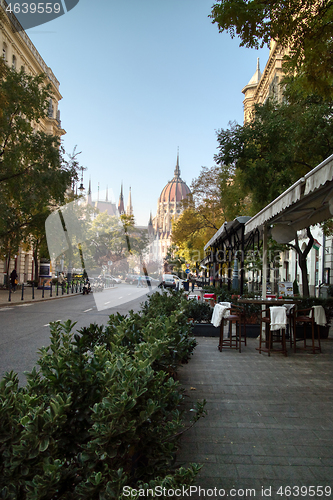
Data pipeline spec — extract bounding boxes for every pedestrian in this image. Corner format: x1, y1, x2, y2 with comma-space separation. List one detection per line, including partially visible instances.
58, 272, 65, 284
191, 276, 195, 292
10, 268, 18, 292
137, 275, 143, 287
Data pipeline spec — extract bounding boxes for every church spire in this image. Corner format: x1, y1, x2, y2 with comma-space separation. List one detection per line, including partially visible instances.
118, 183, 125, 214
174, 147, 180, 178
126, 186, 133, 216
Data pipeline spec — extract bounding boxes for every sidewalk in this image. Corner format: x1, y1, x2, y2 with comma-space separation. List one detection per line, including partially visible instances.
177, 336, 333, 499
0, 285, 82, 306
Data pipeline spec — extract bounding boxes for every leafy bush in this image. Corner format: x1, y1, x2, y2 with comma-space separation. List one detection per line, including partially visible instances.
0, 292, 205, 498
182, 300, 212, 323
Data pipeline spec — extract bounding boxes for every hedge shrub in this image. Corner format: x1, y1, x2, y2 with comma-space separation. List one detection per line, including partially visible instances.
0, 291, 205, 499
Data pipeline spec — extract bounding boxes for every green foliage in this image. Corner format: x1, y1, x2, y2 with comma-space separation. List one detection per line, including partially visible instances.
215, 92, 333, 212
210, 0, 333, 98
0, 58, 75, 271
182, 299, 212, 323
0, 294, 204, 498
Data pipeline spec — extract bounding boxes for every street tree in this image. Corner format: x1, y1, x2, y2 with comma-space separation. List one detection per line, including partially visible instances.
214, 86, 333, 295
210, 0, 333, 97
0, 59, 74, 276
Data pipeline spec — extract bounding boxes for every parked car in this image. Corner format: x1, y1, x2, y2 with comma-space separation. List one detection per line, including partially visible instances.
130, 275, 160, 286
111, 275, 122, 284
161, 275, 177, 289
124, 274, 140, 284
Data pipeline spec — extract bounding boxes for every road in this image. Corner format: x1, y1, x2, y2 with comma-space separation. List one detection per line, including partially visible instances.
0, 283, 158, 384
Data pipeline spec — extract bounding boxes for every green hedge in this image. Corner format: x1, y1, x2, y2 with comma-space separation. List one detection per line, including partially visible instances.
0, 291, 205, 499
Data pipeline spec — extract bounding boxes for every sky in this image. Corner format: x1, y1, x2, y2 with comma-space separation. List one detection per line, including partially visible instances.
27, 0, 269, 226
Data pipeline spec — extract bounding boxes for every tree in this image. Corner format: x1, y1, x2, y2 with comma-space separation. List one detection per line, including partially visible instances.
210, 0, 333, 97
287, 228, 314, 297
215, 92, 333, 213
0, 59, 74, 276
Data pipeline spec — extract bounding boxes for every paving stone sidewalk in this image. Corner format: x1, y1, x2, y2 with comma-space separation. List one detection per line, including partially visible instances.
177, 336, 333, 500
0, 286, 81, 306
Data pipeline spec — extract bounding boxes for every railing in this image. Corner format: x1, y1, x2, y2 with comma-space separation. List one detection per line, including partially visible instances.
8, 280, 84, 302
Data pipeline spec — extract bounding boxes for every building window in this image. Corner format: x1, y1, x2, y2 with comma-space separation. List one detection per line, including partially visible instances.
12, 55, 16, 70
2, 43, 7, 61
48, 99, 54, 118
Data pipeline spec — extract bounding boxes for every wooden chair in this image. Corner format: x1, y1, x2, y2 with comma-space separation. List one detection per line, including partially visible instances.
292, 307, 322, 354
219, 304, 246, 353
258, 307, 287, 357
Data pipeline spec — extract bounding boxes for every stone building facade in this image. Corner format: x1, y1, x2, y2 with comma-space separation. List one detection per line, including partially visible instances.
0, 4, 65, 285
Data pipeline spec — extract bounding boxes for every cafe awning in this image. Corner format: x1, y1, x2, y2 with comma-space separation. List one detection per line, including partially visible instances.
244, 153, 333, 237
204, 216, 252, 251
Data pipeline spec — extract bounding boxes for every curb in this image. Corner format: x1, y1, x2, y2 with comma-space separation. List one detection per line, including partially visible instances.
0, 292, 83, 308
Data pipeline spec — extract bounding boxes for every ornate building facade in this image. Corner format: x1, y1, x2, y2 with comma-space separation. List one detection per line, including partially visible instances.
151, 153, 191, 260
242, 41, 287, 123
0, 3, 65, 285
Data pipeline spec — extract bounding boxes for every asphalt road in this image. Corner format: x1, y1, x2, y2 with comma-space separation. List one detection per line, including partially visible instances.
0, 283, 158, 384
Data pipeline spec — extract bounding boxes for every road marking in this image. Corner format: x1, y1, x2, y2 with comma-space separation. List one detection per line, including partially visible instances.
119, 296, 123, 299
16, 303, 33, 307
83, 308, 92, 312
0, 307, 13, 311
44, 323, 50, 327
104, 301, 110, 305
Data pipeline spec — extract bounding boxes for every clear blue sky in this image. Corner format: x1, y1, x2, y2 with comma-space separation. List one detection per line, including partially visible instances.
28, 0, 269, 226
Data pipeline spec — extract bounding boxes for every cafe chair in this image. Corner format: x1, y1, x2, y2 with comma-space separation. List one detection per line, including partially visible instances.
219, 303, 246, 353
259, 307, 288, 357
292, 306, 323, 354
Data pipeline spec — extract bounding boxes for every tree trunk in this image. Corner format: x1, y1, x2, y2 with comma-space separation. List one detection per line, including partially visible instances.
287, 227, 314, 297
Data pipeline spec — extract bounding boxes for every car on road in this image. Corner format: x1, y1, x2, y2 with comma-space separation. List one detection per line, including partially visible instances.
125, 274, 140, 284
130, 275, 160, 286
110, 275, 122, 284
160, 274, 185, 289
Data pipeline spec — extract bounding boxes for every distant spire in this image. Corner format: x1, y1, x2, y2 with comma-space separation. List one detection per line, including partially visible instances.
97, 183, 100, 202
118, 182, 125, 214
88, 178, 91, 195
126, 186, 133, 216
174, 147, 180, 178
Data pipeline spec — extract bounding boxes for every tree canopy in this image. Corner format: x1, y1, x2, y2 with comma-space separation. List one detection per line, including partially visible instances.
210, 0, 333, 97
0, 59, 75, 271
215, 88, 333, 213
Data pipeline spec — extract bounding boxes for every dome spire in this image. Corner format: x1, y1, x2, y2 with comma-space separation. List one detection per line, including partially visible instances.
174, 147, 180, 178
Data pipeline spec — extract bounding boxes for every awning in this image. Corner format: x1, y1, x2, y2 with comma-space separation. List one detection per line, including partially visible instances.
244, 153, 333, 236
204, 216, 252, 251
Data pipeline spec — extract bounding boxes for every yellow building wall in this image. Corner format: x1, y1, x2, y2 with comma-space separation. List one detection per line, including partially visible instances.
0, 5, 65, 285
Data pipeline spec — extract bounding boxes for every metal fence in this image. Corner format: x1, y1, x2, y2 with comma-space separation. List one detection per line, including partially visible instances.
8, 281, 84, 302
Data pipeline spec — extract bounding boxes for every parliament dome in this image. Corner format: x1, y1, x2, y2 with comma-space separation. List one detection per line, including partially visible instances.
159, 157, 190, 204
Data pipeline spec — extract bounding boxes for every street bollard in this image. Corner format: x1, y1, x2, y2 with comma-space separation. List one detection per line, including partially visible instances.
21, 283, 24, 301
50, 282, 52, 298
32, 282, 35, 299
42, 282, 45, 299
56, 282, 59, 296
8, 284, 11, 302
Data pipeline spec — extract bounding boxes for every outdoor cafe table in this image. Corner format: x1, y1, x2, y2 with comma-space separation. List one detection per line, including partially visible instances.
237, 297, 299, 348
237, 298, 298, 306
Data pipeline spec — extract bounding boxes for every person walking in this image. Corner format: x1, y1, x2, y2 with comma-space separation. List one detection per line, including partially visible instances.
10, 268, 18, 292
137, 275, 143, 288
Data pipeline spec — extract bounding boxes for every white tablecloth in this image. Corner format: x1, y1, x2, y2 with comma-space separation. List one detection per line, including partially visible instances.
310, 305, 327, 326
270, 306, 287, 331
211, 302, 231, 327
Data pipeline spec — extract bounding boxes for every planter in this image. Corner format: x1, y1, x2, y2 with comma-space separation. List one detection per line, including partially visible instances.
192, 323, 220, 337
295, 324, 329, 339
245, 324, 260, 338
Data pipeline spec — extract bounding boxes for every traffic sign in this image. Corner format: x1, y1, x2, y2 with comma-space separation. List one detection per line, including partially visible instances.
185, 269, 190, 274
